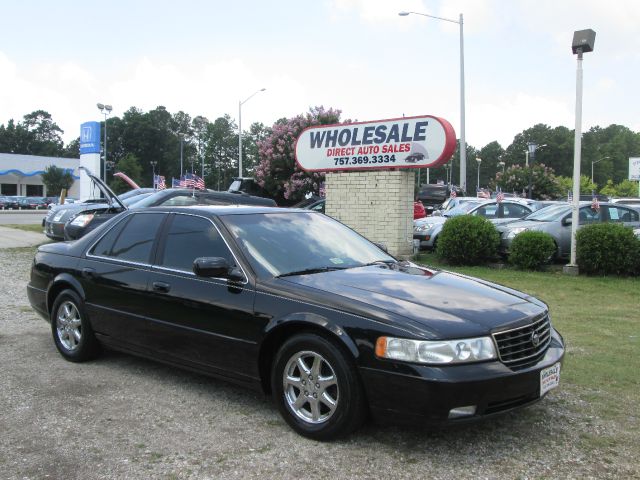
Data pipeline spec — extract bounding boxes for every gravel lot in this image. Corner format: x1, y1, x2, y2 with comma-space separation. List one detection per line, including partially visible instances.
0, 247, 636, 480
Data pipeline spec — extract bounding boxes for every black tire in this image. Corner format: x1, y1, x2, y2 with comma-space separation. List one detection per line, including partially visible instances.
50, 289, 100, 362
271, 333, 366, 440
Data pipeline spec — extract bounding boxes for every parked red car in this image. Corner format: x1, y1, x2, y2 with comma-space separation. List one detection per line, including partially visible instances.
414, 201, 426, 219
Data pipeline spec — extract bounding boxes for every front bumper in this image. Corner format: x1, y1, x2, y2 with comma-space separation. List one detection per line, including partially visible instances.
360, 328, 565, 425
44, 220, 65, 240
412, 232, 436, 249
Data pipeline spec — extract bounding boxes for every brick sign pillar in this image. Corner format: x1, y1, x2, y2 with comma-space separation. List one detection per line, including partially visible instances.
324, 170, 415, 257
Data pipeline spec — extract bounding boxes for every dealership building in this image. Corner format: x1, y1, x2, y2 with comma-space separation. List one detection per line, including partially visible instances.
0, 153, 80, 197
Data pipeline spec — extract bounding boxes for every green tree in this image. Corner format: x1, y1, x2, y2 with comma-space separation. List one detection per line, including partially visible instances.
40, 165, 74, 196
109, 154, 143, 193
555, 175, 597, 196
614, 180, 640, 197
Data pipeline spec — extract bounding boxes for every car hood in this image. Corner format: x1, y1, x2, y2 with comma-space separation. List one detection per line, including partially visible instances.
414, 216, 447, 226
278, 264, 546, 339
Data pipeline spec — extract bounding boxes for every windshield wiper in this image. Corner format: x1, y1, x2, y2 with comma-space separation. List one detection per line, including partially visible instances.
360, 260, 398, 268
277, 266, 348, 278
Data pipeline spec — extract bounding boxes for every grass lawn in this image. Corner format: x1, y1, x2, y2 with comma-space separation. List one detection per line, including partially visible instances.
1, 224, 44, 233
415, 252, 639, 441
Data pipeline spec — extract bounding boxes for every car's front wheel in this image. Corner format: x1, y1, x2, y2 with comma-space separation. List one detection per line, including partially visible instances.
272, 333, 366, 440
51, 289, 100, 362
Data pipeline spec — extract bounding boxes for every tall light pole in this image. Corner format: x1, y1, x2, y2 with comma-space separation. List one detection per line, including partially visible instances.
238, 88, 266, 178
97, 103, 112, 183
150, 161, 157, 187
399, 10, 466, 193
591, 156, 609, 184
476, 157, 482, 192
526, 142, 537, 199
567, 29, 596, 272
179, 133, 185, 177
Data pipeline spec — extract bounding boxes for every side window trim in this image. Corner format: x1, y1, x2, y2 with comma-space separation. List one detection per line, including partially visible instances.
153, 212, 249, 284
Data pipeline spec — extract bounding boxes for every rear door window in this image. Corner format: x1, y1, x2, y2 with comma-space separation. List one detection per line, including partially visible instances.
606, 206, 638, 223
91, 213, 166, 264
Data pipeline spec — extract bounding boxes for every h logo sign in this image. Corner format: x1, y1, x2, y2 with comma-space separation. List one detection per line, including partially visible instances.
81, 126, 92, 142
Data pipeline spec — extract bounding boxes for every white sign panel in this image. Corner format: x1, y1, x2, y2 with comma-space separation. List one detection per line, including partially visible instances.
295, 115, 456, 172
629, 157, 640, 181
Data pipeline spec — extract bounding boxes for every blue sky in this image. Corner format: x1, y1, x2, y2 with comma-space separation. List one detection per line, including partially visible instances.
1, 0, 638, 150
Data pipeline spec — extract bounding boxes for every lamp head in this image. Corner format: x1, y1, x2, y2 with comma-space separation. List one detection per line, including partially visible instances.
398, 11, 410, 16
97, 103, 104, 110
527, 142, 538, 154
572, 29, 596, 54
105, 105, 113, 113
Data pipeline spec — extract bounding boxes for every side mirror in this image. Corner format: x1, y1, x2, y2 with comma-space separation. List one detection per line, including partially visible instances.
373, 242, 388, 253
562, 217, 572, 226
193, 257, 231, 278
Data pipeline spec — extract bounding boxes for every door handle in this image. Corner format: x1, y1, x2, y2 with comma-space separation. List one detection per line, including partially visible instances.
152, 281, 171, 293
82, 268, 95, 278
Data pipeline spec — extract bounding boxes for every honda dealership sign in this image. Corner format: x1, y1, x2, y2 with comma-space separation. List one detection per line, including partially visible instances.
295, 115, 456, 172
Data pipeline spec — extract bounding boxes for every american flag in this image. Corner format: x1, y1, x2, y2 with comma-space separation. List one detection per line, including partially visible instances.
181, 173, 206, 190
153, 175, 166, 190
450, 189, 457, 199
496, 188, 505, 203
477, 189, 490, 199
591, 191, 600, 211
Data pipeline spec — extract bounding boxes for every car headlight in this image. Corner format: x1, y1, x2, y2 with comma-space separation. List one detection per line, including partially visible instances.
414, 223, 434, 232
376, 336, 497, 364
506, 227, 528, 239
69, 213, 95, 227
52, 210, 67, 222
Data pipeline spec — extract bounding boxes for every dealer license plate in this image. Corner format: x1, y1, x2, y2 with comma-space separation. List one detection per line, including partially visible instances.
540, 362, 561, 396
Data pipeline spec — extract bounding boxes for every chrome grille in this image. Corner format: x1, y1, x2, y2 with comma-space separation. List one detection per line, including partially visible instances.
493, 315, 551, 370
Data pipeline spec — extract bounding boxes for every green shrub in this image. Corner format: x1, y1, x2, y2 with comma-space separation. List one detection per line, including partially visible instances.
436, 215, 499, 265
576, 223, 640, 276
508, 231, 556, 270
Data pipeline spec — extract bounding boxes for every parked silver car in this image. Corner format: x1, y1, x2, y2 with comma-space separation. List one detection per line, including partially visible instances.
414, 200, 533, 250
497, 202, 640, 260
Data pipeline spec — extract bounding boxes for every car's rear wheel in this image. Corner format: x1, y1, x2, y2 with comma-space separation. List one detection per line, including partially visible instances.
51, 289, 100, 362
271, 333, 366, 440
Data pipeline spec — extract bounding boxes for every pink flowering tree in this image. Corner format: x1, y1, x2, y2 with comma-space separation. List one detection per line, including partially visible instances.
492, 163, 559, 199
255, 106, 343, 204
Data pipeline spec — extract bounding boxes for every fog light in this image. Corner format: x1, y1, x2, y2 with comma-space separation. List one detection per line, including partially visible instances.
448, 405, 477, 419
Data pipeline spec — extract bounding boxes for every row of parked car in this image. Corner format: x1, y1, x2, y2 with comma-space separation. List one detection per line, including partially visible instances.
43, 169, 277, 241
413, 196, 640, 260
0, 195, 64, 210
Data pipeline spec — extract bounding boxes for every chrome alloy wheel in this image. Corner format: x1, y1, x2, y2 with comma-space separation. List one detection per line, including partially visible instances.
55, 301, 82, 352
283, 350, 339, 425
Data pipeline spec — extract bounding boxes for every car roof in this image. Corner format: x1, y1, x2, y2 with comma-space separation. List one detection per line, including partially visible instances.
141, 205, 298, 217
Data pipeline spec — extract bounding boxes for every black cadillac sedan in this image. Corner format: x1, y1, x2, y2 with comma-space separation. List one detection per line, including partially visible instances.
27, 206, 564, 440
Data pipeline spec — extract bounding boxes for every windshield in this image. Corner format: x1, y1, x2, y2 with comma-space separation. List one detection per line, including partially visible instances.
445, 201, 482, 216
222, 212, 396, 277
522, 204, 571, 221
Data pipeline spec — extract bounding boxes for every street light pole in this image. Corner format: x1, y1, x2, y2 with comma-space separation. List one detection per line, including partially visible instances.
591, 156, 609, 184
238, 88, 266, 178
179, 134, 184, 177
97, 103, 112, 183
567, 29, 596, 272
399, 11, 466, 193
476, 157, 482, 192
150, 161, 157, 187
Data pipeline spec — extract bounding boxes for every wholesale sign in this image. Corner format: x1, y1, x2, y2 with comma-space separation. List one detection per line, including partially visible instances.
295, 115, 456, 172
